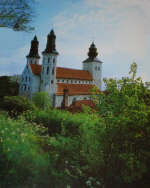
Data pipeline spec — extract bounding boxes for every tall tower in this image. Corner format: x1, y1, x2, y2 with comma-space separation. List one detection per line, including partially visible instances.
82, 42, 103, 90
26, 35, 40, 64
41, 30, 59, 106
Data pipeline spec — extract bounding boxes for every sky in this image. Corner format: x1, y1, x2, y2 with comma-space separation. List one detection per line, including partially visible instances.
0, 0, 150, 87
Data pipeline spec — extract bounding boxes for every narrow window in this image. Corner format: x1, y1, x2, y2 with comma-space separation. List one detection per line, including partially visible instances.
47, 67, 49, 74
57, 80, 59, 83
53, 58, 55, 63
48, 57, 50, 63
26, 76, 27, 82
24, 85, 26, 91
51, 80, 53, 84
79, 81, 80, 83
52, 68, 54, 75
98, 67, 100, 71
95, 66, 97, 71
62, 80, 64, 82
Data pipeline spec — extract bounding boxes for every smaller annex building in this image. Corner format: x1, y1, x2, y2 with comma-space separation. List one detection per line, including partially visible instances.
19, 30, 103, 107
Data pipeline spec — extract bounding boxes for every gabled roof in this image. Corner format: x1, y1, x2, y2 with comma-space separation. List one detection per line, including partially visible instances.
56, 67, 93, 80
56, 83, 95, 96
30, 64, 93, 81
30, 64, 42, 75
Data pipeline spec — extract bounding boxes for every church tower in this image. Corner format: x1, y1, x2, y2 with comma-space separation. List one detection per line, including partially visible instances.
26, 35, 40, 64
41, 30, 59, 106
82, 42, 103, 89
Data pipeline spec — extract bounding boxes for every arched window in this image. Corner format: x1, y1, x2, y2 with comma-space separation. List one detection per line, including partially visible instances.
24, 85, 26, 91
53, 58, 55, 63
51, 80, 53, 84
48, 57, 50, 63
95, 66, 97, 71
47, 67, 49, 74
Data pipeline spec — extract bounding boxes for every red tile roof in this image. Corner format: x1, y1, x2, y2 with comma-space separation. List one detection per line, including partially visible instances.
30, 64, 42, 75
70, 100, 96, 108
56, 83, 95, 95
56, 67, 93, 80
30, 65, 93, 81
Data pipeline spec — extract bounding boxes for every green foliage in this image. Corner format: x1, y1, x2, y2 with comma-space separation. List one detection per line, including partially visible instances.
0, 96, 35, 117
90, 62, 150, 187
32, 92, 51, 110
0, 115, 51, 187
0, 0, 35, 31
0, 76, 19, 100
1, 63, 150, 187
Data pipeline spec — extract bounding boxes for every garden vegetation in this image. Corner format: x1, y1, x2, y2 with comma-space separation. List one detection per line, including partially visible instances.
0, 63, 150, 188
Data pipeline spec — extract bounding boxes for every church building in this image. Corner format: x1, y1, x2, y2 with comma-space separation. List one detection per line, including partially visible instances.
19, 30, 103, 107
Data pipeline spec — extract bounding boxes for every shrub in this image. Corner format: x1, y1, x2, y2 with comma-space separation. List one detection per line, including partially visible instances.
32, 92, 51, 110
0, 115, 51, 187
0, 96, 36, 117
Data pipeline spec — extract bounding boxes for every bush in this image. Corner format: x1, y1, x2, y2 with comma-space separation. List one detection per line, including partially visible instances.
32, 92, 51, 110
0, 96, 36, 117
0, 115, 51, 187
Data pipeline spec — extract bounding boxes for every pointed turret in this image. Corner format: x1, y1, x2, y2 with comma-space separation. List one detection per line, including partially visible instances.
82, 42, 103, 90
88, 42, 98, 60
43, 30, 58, 55
27, 35, 40, 58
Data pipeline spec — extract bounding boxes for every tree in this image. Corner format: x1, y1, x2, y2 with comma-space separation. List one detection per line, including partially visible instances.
0, 0, 35, 31
90, 62, 150, 187
32, 92, 51, 110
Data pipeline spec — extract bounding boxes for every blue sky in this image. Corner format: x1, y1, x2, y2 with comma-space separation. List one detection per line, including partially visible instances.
0, 0, 150, 85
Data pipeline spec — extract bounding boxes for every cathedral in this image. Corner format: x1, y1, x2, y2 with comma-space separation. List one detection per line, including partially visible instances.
19, 30, 103, 107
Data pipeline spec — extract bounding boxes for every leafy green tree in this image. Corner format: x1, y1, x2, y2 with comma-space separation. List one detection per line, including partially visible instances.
90, 62, 150, 187
32, 92, 51, 110
0, 0, 35, 31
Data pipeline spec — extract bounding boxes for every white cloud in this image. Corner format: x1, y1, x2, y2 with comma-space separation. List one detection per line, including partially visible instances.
51, 0, 150, 81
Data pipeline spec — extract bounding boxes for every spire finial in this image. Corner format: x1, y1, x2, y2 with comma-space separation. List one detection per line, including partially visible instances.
34, 35, 37, 41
